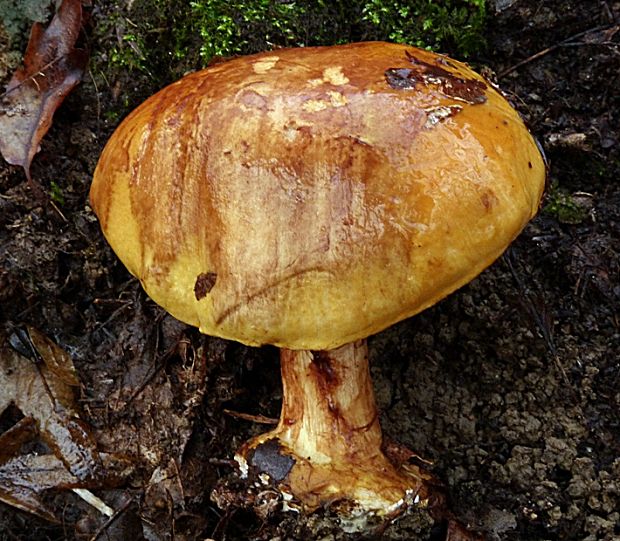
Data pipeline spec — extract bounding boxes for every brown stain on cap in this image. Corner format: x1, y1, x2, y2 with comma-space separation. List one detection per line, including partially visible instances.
386, 51, 488, 105
194, 272, 217, 300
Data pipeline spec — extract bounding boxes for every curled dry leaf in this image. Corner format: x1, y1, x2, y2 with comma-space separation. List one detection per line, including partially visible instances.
1, 327, 103, 480
0, 0, 88, 183
0, 418, 69, 522
0, 328, 132, 521
0, 423, 131, 523
9, 325, 80, 386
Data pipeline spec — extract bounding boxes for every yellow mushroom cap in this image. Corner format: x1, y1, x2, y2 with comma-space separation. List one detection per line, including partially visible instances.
90, 42, 545, 350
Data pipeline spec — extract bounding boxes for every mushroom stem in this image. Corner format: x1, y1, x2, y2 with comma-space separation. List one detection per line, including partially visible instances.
238, 340, 430, 514
278, 340, 382, 463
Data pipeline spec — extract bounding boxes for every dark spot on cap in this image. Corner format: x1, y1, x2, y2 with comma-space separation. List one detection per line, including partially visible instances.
481, 191, 497, 211
386, 50, 488, 105
435, 56, 459, 70
249, 439, 295, 482
528, 161, 533, 169
194, 272, 217, 300
385, 68, 418, 90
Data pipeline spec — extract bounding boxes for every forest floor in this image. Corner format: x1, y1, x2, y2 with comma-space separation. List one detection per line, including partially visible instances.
0, 0, 619, 540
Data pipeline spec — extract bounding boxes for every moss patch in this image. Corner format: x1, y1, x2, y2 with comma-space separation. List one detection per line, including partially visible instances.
0, 0, 53, 45
188, 0, 487, 62
92, 0, 487, 108
544, 182, 588, 224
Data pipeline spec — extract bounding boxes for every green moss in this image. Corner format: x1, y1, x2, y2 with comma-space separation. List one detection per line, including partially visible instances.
108, 32, 149, 74
49, 180, 65, 206
544, 182, 587, 225
0, 0, 52, 45
92, 0, 487, 117
189, 0, 306, 60
187, 0, 487, 64
361, 0, 487, 55
95, 0, 487, 81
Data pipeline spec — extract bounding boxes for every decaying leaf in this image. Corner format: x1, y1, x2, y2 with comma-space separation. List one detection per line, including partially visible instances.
0, 0, 88, 183
0, 418, 77, 522
1, 327, 103, 480
0, 419, 131, 522
0, 327, 132, 521
144, 458, 185, 512
0, 417, 38, 465
9, 325, 80, 386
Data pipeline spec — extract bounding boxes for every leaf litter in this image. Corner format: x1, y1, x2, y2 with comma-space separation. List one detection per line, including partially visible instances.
0, 326, 132, 522
0, 0, 88, 189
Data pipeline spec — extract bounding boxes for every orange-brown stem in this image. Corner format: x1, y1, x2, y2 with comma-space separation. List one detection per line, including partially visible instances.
278, 340, 382, 462
238, 340, 430, 514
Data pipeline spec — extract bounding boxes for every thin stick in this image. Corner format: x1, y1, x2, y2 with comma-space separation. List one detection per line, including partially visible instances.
87, 497, 134, 541
504, 252, 571, 388
499, 24, 616, 78
223, 408, 278, 425
72, 488, 114, 517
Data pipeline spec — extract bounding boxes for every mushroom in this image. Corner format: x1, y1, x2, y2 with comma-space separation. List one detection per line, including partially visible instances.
90, 42, 545, 520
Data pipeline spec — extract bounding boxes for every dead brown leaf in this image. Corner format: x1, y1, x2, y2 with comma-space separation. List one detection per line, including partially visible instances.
0, 419, 76, 522
144, 458, 185, 513
0, 0, 88, 184
2, 327, 103, 480
0, 418, 131, 523
0, 417, 38, 465
0, 328, 133, 521
25, 325, 81, 386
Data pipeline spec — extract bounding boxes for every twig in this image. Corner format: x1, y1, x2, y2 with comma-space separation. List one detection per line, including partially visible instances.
72, 488, 114, 517
50, 199, 68, 222
88, 68, 102, 133
209, 457, 238, 468
499, 24, 617, 78
0, 57, 64, 98
117, 322, 179, 412
504, 252, 572, 388
223, 409, 278, 425
87, 497, 134, 541
211, 507, 239, 541
91, 300, 133, 333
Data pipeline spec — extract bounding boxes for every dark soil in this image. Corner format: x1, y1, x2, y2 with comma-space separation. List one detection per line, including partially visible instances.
1, 1, 619, 540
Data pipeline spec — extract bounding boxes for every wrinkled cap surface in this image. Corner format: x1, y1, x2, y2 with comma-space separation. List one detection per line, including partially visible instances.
91, 42, 546, 350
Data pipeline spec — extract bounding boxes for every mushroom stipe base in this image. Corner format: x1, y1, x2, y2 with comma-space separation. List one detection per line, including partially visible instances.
233, 341, 436, 522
